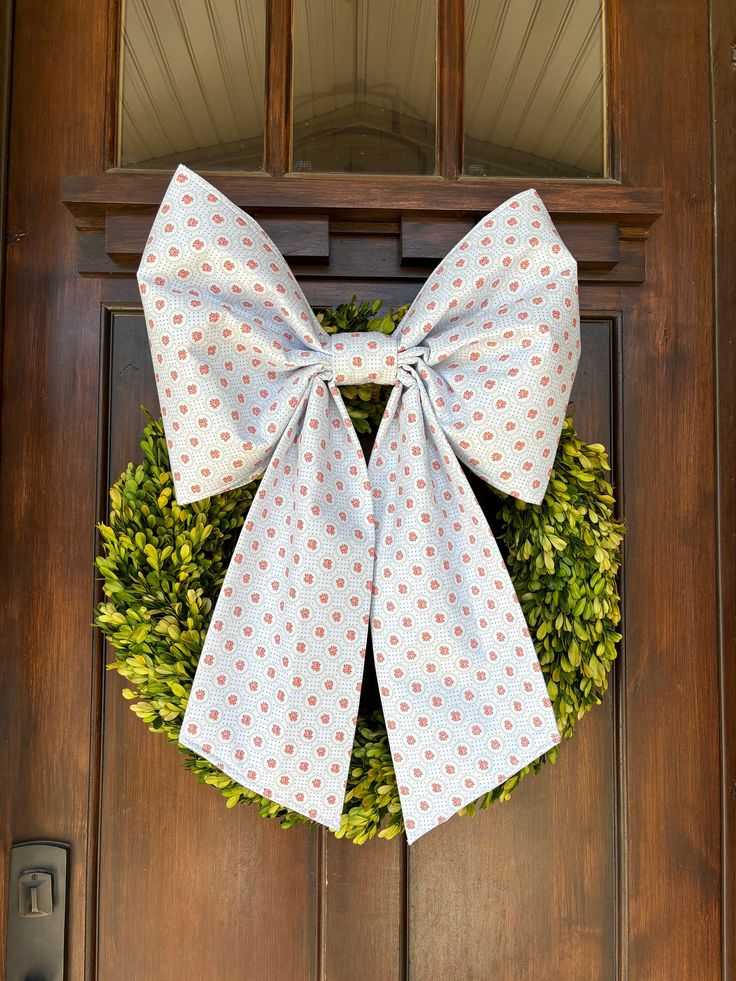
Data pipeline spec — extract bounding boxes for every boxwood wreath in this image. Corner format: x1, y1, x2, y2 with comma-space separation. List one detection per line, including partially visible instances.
95, 298, 624, 844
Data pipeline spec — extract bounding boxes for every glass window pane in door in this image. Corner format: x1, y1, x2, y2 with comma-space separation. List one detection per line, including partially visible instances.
464, 0, 607, 178
292, 0, 437, 175
119, 0, 266, 171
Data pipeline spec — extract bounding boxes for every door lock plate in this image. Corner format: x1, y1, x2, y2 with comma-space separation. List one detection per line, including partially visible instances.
5, 841, 68, 981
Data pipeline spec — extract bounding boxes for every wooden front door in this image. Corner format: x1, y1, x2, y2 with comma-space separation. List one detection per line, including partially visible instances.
1, 1, 731, 978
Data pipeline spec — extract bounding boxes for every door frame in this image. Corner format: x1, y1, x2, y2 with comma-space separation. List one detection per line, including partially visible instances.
711, 0, 736, 975
1, 0, 734, 977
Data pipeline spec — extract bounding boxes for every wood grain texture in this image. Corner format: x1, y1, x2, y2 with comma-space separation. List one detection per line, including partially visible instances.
0, 0, 13, 964
96, 313, 319, 980
81, 219, 640, 286
0, 0, 12, 298
408, 321, 621, 981
0, 1, 113, 976
105, 212, 330, 261
322, 836, 407, 980
265, 0, 293, 176
617, 1, 721, 977
62, 172, 664, 223
437, 0, 464, 179
102, 0, 121, 170
401, 216, 621, 268
711, 0, 736, 974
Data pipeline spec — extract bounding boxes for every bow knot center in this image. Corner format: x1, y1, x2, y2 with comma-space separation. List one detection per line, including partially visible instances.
328, 331, 398, 387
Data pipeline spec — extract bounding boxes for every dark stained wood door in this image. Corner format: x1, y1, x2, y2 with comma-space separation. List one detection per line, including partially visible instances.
0, 1, 730, 979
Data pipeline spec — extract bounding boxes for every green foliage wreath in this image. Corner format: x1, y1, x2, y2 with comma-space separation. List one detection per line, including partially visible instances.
95, 299, 624, 844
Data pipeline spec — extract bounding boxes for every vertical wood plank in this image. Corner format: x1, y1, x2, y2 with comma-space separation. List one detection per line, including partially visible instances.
0, 0, 14, 965
408, 322, 620, 981
265, 0, 293, 176
711, 0, 736, 975
618, 1, 720, 977
605, 0, 622, 180
96, 313, 319, 981
0, 1, 111, 977
0, 0, 12, 272
102, 0, 121, 169
320, 417, 408, 981
437, 0, 463, 179
322, 837, 406, 980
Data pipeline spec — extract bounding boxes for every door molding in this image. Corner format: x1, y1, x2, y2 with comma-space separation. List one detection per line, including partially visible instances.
711, 0, 736, 976
61, 176, 662, 289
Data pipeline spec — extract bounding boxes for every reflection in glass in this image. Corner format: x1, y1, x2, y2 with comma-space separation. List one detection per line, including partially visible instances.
119, 0, 265, 170
464, 0, 607, 178
292, 0, 436, 175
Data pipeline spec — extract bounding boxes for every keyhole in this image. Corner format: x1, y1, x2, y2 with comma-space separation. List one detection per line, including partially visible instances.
28, 877, 40, 915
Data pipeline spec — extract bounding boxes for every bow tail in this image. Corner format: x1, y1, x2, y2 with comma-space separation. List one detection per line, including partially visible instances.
179, 379, 374, 830
369, 378, 560, 843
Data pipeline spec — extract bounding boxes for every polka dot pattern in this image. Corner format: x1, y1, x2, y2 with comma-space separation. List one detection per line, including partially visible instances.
137, 165, 580, 841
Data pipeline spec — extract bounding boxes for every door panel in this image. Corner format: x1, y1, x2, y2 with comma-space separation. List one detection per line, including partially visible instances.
409, 321, 619, 980
98, 311, 319, 981
96, 307, 618, 980
617, 4, 720, 975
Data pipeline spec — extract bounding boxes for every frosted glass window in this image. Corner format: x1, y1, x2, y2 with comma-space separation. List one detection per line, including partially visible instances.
292, 0, 437, 175
464, 0, 607, 178
119, 0, 266, 171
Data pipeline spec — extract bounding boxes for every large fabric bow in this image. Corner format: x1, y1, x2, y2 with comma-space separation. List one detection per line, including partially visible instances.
137, 165, 580, 842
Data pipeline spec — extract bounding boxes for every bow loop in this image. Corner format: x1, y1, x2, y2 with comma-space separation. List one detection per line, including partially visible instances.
395, 189, 580, 504
137, 165, 330, 503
